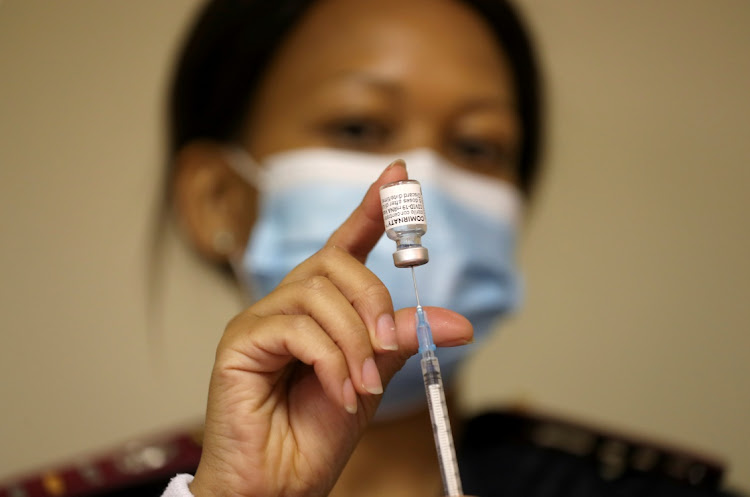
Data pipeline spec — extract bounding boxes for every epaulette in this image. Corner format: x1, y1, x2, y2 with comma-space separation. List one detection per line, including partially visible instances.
0, 426, 202, 497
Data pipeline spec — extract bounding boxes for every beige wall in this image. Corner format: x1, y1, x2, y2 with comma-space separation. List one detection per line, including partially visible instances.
1, 0, 748, 490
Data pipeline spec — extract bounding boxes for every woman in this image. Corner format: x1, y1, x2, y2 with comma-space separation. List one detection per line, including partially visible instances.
165, 0, 540, 495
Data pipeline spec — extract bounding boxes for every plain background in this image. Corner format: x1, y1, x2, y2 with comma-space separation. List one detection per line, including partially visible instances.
1, 0, 748, 490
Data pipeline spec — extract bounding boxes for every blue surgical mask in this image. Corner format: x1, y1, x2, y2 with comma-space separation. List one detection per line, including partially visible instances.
225, 147, 523, 419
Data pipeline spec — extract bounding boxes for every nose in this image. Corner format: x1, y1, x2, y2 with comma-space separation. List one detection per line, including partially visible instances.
396, 119, 445, 155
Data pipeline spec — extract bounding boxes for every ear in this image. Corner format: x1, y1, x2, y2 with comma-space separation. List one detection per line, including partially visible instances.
172, 140, 256, 262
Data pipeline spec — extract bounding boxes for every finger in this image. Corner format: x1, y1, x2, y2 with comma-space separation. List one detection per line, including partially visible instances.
394, 307, 474, 350
250, 275, 384, 396
217, 313, 358, 414
326, 159, 407, 263
376, 306, 473, 383
280, 246, 397, 353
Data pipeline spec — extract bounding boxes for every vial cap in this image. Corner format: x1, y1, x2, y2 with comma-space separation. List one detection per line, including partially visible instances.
393, 247, 429, 268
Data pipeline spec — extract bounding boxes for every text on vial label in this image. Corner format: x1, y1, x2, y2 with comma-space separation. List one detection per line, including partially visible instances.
380, 183, 426, 229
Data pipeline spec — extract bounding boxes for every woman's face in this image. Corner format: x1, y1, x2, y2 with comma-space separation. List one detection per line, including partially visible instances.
244, 0, 520, 183
174, 0, 522, 260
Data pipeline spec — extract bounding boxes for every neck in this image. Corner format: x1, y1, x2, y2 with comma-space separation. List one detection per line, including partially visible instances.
330, 394, 463, 497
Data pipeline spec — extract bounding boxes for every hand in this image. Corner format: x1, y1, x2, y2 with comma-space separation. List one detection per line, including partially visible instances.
189, 160, 473, 497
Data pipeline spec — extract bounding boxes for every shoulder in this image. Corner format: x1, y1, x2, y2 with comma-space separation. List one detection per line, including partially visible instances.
0, 427, 202, 497
458, 409, 739, 497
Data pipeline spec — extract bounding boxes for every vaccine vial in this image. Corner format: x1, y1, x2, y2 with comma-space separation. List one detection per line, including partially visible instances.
379, 179, 429, 267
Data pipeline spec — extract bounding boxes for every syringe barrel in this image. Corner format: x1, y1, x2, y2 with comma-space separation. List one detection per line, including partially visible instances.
421, 352, 463, 496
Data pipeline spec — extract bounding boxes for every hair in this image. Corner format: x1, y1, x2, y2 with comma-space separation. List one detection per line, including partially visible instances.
167, 0, 544, 195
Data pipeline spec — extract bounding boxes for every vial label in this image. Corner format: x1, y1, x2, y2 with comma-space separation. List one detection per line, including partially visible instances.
380, 183, 426, 229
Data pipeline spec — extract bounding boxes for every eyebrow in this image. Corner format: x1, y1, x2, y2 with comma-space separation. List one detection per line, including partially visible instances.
455, 97, 517, 115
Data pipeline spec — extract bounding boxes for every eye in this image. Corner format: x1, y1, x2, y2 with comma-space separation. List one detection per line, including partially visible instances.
323, 117, 392, 150
451, 137, 516, 176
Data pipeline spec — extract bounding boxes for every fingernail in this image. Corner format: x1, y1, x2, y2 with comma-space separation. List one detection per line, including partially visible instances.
343, 377, 357, 414
386, 158, 406, 171
376, 314, 398, 351
361, 357, 383, 395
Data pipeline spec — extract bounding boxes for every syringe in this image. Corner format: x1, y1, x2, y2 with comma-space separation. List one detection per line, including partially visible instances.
380, 178, 463, 496
412, 267, 463, 497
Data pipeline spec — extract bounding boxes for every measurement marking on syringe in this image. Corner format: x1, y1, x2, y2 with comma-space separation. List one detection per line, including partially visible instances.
428, 384, 460, 495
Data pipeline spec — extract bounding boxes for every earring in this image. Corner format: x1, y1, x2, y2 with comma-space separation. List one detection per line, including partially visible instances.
212, 230, 236, 256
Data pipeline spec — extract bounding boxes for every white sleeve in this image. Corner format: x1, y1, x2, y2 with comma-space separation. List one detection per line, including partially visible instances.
161, 474, 195, 497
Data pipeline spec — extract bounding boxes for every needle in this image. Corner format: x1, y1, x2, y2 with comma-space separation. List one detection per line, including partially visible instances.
411, 266, 421, 308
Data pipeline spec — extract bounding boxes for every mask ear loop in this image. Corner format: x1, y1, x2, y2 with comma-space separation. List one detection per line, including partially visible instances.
222, 145, 268, 188
221, 145, 268, 304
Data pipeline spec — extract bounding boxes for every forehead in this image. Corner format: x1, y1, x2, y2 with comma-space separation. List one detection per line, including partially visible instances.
258, 0, 516, 103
